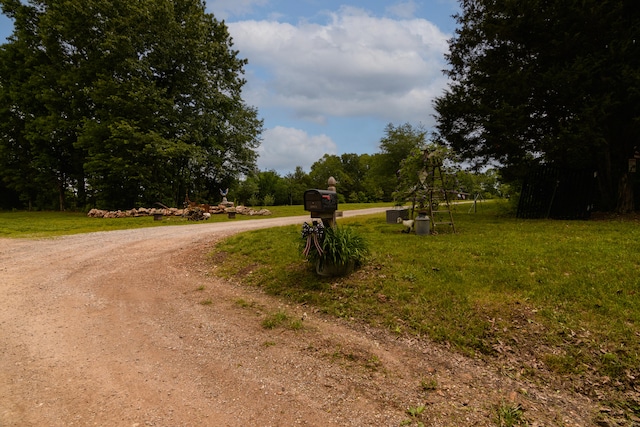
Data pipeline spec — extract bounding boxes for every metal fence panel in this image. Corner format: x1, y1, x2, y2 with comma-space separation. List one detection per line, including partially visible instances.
517, 166, 596, 219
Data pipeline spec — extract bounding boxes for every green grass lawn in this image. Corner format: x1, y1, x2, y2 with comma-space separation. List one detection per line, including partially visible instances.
0, 211, 176, 237
211, 200, 640, 420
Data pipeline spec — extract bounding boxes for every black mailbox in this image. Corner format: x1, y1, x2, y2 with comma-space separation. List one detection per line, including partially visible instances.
304, 189, 338, 212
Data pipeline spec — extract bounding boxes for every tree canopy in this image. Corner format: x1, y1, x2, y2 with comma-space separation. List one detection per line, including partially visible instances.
0, 0, 262, 210
434, 0, 640, 212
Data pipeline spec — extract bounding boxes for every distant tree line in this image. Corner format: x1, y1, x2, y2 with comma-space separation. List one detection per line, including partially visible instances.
230, 123, 504, 208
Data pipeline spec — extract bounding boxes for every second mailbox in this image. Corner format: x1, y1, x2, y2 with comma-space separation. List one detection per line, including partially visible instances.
304, 189, 338, 212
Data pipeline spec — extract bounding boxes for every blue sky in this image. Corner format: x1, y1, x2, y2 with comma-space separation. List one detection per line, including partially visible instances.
0, 0, 460, 175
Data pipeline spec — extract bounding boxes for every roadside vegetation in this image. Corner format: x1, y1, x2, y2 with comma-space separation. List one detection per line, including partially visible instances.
211, 200, 640, 423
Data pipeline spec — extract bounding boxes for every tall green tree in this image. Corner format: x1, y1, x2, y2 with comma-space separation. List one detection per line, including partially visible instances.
368, 123, 428, 201
309, 154, 349, 194
435, 0, 640, 212
340, 153, 371, 202
0, 0, 82, 210
284, 166, 311, 205
254, 170, 288, 205
0, 0, 262, 210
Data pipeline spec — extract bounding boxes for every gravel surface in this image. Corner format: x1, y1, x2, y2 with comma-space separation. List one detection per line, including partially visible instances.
0, 209, 596, 426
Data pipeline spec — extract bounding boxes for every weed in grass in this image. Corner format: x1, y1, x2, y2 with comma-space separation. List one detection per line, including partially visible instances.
326, 345, 383, 372
262, 341, 276, 347
288, 319, 304, 330
600, 352, 624, 378
364, 355, 381, 371
399, 271, 418, 282
261, 310, 303, 331
262, 310, 289, 329
234, 298, 256, 309
195, 285, 206, 291
199, 299, 213, 306
330, 346, 356, 363
406, 405, 426, 417
420, 378, 438, 391
494, 401, 527, 427
542, 353, 582, 375
402, 405, 427, 426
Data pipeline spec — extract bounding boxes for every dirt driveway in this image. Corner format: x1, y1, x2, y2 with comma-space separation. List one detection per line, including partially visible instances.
0, 209, 595, 426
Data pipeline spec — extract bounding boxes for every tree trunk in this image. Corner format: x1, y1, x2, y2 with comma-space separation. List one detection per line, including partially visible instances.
57, 175, 66, 212
58, 183, 66, 212
616, 172, 635, 213
597, 150, 615, 211
76, 173, 86, 209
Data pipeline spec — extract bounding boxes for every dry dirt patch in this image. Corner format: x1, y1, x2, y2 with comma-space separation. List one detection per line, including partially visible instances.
0, 214, 596, 426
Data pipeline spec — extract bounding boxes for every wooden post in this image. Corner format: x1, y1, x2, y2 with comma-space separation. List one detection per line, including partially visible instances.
325, 176, 337, 228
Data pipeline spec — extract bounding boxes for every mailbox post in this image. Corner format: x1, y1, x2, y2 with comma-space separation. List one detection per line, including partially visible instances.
304, 177, 338, 228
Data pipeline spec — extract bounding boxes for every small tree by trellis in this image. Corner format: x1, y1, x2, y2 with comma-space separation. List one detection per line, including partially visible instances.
393, 144, 459, 218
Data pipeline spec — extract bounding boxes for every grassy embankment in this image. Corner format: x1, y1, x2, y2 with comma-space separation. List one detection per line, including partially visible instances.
211, 201, 640, 421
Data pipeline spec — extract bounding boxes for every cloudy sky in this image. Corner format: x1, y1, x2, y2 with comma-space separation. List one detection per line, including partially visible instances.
0, 0, 460, 175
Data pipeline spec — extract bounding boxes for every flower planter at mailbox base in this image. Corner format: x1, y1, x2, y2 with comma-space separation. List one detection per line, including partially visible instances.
315, 260, 355, 277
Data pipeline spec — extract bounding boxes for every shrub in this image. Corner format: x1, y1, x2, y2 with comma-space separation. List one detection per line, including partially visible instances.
247, 194, 261, 207
263, 194, 275, 206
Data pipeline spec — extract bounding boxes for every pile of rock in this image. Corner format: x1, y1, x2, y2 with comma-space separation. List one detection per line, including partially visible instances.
87, 207, 176, 218
87, 205, 272, 219
233, 206, 273, 216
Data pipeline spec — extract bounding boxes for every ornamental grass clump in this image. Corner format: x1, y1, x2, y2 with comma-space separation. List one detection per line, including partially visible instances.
300, 222, 369, 274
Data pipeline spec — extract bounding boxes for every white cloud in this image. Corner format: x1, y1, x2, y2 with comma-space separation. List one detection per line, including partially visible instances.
228, 6, 450, 126
257, 126, 337, 173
